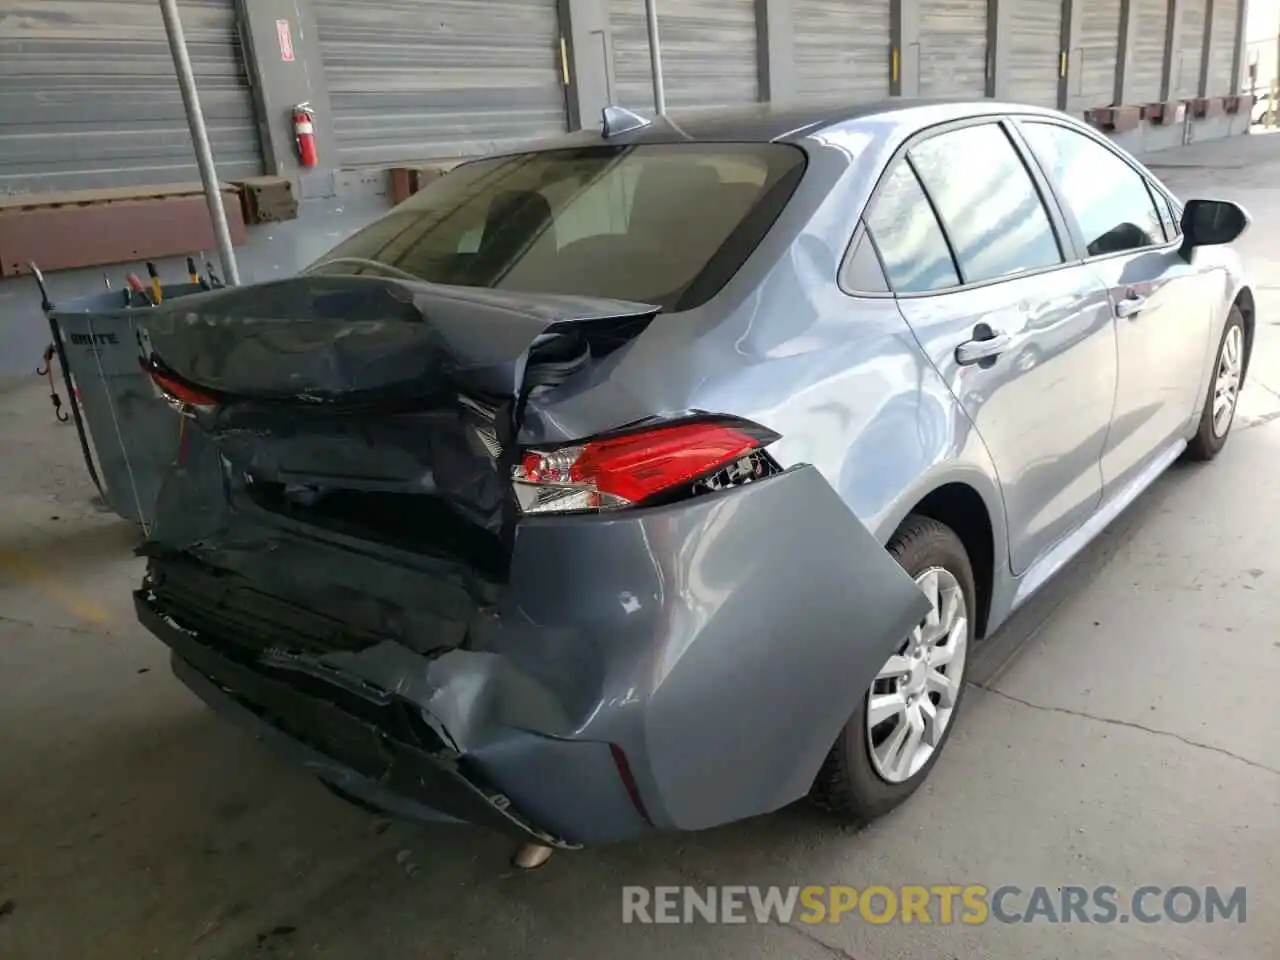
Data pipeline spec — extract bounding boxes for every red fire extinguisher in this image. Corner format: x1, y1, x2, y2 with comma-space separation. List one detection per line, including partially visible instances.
292, 102, 317, 167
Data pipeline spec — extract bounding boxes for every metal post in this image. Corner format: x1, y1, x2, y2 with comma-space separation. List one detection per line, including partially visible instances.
159, 0, 241, 286
1275, 10, 1280, 104
1273, 11, 1280, 126
644, 0, 667, 115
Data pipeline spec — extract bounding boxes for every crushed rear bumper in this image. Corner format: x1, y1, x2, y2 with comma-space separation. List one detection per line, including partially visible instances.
137, 466, 930, 844
139, 594, 584, 846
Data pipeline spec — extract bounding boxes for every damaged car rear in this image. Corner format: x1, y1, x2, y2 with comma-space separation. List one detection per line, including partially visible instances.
133, 118, 942, 848
139, 98, 1247, 849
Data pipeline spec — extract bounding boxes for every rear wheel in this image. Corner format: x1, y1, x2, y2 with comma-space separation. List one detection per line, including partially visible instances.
1185, 307, 1245, 462
811, 515, 975, 822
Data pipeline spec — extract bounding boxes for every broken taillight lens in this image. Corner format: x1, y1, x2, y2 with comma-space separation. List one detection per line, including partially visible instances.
147, 368, 218, 413
513, 418, 778, 515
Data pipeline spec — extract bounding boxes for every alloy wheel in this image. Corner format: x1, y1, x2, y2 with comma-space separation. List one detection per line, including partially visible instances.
865, 567, 969, 784
1212, 324, 1243, 439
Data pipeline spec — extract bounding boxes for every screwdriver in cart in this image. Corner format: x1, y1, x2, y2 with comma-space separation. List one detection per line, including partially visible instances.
126, 273, 152, 307
146, 261, 164, 305
188, 256, 211, 290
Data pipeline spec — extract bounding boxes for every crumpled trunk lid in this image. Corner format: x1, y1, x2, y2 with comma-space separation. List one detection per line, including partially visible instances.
139, 275, 656, 552
138, 275, 657, 657
140, 274, 657, 405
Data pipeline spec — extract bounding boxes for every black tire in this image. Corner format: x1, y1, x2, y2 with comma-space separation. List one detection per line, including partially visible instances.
810, 515, 976, 823
1185, 306, 1246, 462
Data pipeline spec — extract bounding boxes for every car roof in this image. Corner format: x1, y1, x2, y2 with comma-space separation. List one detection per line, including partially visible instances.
527, 98, 1071, 150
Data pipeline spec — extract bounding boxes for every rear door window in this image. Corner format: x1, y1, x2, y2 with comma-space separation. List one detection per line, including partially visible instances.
1019, 121, 1167, 256
865, 161, 960, 293
908, 123, 1064, 283
842, 231, 890, 293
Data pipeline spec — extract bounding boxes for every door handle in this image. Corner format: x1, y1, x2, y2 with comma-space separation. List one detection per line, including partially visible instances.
955, 326, 1012, 366
1114, 294, 1147, 319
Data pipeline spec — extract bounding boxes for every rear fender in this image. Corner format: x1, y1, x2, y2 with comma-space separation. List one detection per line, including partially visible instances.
1188, 272, 1251, 433
324, 464, 929, 832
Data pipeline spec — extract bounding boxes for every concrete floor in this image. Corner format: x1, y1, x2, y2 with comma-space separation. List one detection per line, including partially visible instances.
2, 137, 1280, 959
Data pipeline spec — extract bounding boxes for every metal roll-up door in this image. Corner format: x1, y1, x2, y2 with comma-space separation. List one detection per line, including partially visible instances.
1206, 0, 1241, 95
608, 0, 758, 112
315, 0, 568, 167
1073, 0, 1122, 111
1173, 0, 1209, 98
794, 0, 891, 102
918, 0, 989, 98
1005, 0, 1063, 107
0, 0, 263, 195
1128, 0, 1169, 103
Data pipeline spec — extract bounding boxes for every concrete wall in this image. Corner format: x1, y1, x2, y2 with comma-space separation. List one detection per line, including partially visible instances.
234, 0, 339, 201
224, 0, 1253, 199
0, 0, 1255, 205
1109, 101, 1253, 152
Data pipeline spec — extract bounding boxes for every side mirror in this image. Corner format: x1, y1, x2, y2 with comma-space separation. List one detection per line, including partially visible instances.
1180, 198, 1250, 251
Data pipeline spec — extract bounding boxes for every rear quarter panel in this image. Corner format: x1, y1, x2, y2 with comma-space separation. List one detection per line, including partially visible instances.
521, 120, 1014, 626
1185, 246, 1251, 430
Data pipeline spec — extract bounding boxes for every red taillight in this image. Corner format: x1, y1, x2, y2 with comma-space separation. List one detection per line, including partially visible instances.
514, 418, 776, 514
147, 368, 218, 410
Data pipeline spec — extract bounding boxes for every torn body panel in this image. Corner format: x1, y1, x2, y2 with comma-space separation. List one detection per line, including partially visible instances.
139, 465, 929, 843
139, 275, 658, 405
139, 276, 662, 547
132, 256, 933, 843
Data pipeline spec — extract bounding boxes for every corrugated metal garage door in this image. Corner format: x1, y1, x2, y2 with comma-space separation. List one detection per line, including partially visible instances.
1128, 0, 1169, 103
608, 0, 758, 112
918, 0, 989, 98
794, 0, 891, 102
1206, 0, 1241, 95
1072, 0, 1122, 111
1173, 0, 1209, 98
1005, 0, 1062, 107
0, 0, 263, 195
316, 0, 568, 167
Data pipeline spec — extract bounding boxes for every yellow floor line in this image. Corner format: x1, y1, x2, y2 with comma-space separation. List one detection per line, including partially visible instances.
0, 549, 112, 625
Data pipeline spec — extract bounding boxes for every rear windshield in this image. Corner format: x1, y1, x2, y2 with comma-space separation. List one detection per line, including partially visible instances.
306, 143, 806, 311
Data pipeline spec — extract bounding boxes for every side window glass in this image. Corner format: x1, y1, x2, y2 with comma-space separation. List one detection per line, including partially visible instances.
908, 123, 1064, 283
865, 162, 960, 293
842, 229, 889, 293
1021, 122, 1166, 256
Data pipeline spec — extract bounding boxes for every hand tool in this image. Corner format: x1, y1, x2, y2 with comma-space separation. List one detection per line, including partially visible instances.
192, 251, 211, 289
146, 261, 164, 305
126, 273, 152, 307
